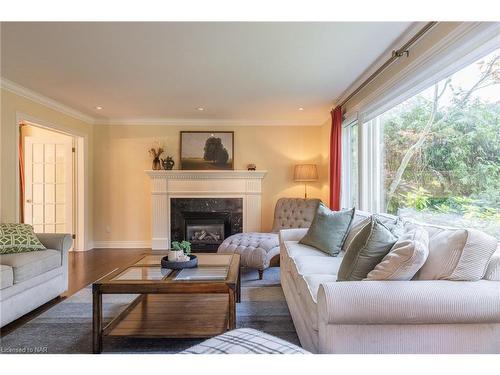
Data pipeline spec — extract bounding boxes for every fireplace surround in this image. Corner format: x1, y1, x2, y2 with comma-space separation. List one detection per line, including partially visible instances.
146, 170, 267, 250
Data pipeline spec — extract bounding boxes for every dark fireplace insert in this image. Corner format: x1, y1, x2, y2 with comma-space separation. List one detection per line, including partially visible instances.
170, 198, 243, 252
183, 211, 231, 250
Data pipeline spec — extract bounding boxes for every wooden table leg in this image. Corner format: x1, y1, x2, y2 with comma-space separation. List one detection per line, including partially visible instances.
92, 285, 103, 354
237, 267, 241, 303
228, 289, 236, 330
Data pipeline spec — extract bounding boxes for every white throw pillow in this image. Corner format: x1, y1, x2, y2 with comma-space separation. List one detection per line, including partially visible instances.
365, 228, 429, 281
410, 225, 498, 281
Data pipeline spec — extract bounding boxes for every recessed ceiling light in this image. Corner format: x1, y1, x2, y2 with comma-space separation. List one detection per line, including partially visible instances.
197, 107, 204, 111
95, 106, 103, 110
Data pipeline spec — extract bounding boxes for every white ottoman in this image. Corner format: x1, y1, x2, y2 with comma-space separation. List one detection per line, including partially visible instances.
217, 232, 279, 279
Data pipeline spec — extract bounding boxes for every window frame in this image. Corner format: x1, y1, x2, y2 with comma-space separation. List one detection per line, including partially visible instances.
341, 26, 500, 218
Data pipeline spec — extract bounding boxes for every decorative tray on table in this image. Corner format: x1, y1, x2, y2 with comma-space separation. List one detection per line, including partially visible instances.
161, 254, 198, 270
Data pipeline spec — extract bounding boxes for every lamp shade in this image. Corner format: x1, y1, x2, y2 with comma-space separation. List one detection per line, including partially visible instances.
294, 164, 318, 182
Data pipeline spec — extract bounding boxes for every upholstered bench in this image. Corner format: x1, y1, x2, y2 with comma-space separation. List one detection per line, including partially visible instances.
181, 328, 309, 354
218, 232, 280, 279
217, 198, 320, 279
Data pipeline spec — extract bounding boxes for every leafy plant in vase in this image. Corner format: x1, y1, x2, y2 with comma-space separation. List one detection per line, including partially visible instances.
149, 143, 164, 170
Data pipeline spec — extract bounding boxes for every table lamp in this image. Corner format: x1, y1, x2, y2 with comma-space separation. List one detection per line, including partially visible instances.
294, 164, 318, 199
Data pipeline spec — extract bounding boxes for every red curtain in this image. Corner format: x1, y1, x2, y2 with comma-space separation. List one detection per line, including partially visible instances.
329, 106, 342, 210
19, 124, 25, 223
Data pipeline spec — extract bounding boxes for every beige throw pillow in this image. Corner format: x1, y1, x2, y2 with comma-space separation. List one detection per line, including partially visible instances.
365, 228, 429, 281
412, 226, 497, 281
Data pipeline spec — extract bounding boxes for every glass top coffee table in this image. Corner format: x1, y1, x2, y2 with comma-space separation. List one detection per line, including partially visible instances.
92, 253, 241, 353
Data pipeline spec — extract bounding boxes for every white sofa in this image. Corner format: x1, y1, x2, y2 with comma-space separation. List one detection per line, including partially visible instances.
0, 233, 72, 327
280, 212, 500, 354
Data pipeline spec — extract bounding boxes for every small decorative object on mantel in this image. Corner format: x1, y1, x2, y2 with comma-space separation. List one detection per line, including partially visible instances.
247, 163, 256, 171
161, 241, 198, 269
161, 156, 175, 170
149, 142, 164, 170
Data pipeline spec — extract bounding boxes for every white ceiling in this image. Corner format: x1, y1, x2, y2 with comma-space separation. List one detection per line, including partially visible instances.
1, 22, 413, 125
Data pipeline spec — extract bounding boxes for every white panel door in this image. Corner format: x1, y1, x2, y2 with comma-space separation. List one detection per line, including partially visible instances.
24, 136, 73, 241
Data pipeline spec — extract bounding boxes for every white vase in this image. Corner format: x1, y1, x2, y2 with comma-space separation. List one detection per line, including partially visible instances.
168, 250, 184, 262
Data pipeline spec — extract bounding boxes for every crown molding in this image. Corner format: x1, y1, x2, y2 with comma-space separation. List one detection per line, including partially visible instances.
94, 118, 323, 126
1, 77, 324, 127
1, 78, 96, 124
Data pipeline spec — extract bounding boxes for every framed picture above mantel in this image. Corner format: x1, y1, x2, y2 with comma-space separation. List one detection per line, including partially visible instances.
180, 131, 234, 170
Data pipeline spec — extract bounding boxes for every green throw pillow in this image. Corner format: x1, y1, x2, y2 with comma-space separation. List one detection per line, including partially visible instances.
337, 217, 398, 281
0, 223, 46, 254
299, 204, 355, 256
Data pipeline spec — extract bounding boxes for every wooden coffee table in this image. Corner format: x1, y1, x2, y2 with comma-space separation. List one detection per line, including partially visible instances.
92, 253, 241, 353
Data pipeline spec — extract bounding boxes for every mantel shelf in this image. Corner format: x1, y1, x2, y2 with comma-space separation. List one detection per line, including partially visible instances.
145, 170, 267, 180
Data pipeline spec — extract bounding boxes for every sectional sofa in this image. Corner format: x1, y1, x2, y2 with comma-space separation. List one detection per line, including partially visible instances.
0, 233, 72, 327
280, 211, 500, 354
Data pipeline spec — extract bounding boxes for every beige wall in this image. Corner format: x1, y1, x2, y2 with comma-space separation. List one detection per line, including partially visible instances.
1, 88, 330, 247
0, 88, 94, 245
93, 124, 329, 242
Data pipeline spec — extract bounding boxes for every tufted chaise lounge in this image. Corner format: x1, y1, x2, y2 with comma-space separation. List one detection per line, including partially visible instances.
217, 198, 320, 279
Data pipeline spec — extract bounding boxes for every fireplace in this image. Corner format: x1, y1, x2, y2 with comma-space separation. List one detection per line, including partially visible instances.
146, 170, 266, 250
183, 211, 231, 250
171, 198, 243, 252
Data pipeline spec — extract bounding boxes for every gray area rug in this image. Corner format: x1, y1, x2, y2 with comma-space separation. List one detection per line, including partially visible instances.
0, 267, 300, 353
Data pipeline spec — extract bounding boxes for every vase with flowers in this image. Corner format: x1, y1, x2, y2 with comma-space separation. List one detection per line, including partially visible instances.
149, 142, 164, 170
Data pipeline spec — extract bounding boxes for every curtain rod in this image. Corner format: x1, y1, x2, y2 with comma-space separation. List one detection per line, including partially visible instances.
338, 21, 438, 109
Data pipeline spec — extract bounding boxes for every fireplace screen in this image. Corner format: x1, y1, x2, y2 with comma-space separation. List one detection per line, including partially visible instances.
186, 223, 225, 244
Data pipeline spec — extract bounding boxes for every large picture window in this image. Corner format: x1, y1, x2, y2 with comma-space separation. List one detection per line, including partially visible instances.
341, 121, 358, 209
368, 48, 499, 238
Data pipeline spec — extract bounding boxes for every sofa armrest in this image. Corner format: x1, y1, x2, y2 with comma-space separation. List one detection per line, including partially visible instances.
35, 233, 71, 291
36, 233, 73, 253
317, 280, 500, 325
279, 228, 309, 244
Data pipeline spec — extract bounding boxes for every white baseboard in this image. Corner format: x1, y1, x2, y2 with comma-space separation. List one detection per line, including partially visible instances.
90, 241, 152, 249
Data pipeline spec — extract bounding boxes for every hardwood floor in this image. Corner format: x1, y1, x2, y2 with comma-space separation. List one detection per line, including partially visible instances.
0, 248, 152, 337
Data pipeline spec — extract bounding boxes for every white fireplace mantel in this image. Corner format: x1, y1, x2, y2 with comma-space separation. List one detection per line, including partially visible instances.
146, 170, 267, 249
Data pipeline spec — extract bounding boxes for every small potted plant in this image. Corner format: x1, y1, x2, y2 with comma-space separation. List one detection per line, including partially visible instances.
169, 240, 191, 262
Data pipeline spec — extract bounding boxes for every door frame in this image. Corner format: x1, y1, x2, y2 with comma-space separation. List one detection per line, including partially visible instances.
15, 112, 90, 251
24, 134, 74, 240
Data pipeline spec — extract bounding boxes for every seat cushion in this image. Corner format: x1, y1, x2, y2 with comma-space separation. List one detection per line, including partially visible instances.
283, 241, 330, 259
291, 256, 343, 280
0, 250, 61, 283
0, 265, 13, 289
218, 232, 279, 269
